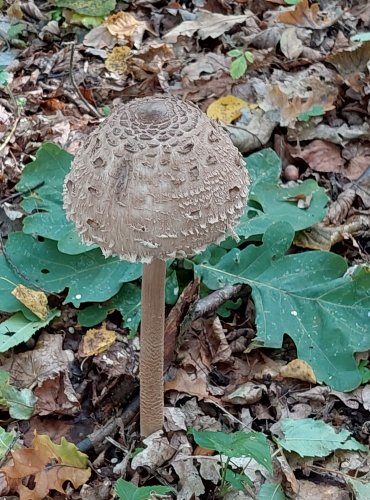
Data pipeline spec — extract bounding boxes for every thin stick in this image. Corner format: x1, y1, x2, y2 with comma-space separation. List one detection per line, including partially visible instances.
140, 259, 166, 437
67, 42, 103, 119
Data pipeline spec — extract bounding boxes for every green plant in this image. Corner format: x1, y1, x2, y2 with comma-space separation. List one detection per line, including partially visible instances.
192, 429, 272, 496
115, 479, 175, 499
228, 49, 254, 80
0, 146, 370, 392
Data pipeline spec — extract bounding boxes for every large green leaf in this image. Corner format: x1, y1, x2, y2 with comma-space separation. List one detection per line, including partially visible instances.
54, 0, 115, 16
16, 143, 94, 255
237, 149, 328, 238
78, 283, 142, 333
257, 482, 286, 500
0, 311, 59, 352
0, 427, 17, 459
195, 222, 370, 391
115, 479, 175, 500
192, 429, 272, 473
276, 418, 368, 457
5, 233, 143, 307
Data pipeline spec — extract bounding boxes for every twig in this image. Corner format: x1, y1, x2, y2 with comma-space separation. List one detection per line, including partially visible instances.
66, 42, 103, 119
0, 181, 44, 205
0, 85, 21, 154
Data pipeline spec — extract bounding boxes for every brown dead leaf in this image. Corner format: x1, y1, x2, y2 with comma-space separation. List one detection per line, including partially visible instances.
79, 323, 116, 358
105, 46, 130, 74
131, 432, 175, 470
280, 359, 317, 384
105, 12, 153, 48
165, 367, 209, 399
223, 382, 265, 405
11, 285, 49, 320
34, 373, 80, 416
164, 11, 257, 42
291, 140, 345, 174
278, 0, 342, 29
207, 96, 254, 124
296, 480, 349, 499
1, 432, 91, 500
295, 216, 370, 250
327, 42, 370, 90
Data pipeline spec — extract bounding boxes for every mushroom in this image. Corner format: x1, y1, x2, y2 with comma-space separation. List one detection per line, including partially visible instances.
63, 96, 250, 437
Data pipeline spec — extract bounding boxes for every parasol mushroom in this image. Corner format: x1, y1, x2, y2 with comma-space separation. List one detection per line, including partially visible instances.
63, 96, 250, 437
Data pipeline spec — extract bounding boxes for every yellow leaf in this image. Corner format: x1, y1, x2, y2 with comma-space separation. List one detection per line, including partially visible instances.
206, 96, 254, 125
11, 285, 49, 320
79, 323, 116, 357
280, 359, 317, 384
105, 45, 131, 74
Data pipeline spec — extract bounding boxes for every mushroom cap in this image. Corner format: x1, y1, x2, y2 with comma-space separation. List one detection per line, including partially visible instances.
63, 96, 250, 263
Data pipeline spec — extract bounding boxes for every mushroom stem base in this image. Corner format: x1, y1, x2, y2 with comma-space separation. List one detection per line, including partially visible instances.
140, 259, 166, 437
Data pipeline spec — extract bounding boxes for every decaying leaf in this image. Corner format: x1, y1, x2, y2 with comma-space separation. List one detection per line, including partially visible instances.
164, 11, 256, 42
207, 96, 254, 125
1, 432, 91, 500
280, 28, 303, 59
326, 41, 370, 90
105, 11, 153, 48
280, 359, 317, 384
290, 140, 345, 174
11, 285, 49, 320
79, 323, 116, 357
278, 0, 342, 29
104, 46, 130, 74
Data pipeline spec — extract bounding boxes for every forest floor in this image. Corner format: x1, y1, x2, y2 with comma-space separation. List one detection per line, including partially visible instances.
0, 0, 370, 499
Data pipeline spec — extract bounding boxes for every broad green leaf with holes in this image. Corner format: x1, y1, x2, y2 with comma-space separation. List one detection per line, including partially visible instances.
16, 143, 94, 255
276, 418, 368, 457
237, 149, 328, 238
195, 222, 370, 391
5, 233, 143, 307
78, 283, 142, 333
0, 311, 59, 352
193, 429, 272, 473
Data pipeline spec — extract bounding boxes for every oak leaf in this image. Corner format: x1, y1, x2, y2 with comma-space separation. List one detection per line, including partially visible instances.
1, 432, 91, 500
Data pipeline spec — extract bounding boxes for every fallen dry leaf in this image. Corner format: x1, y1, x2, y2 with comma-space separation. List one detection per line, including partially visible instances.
105, 11, 153, 48
79, 323, 116, 358
280, 28, 303, 59
278, 0, 342, 29
11, 285, 49, 320
1, 432, 91, 500
131, 431, 175, 469
326, 41, 370, 90
207, 96, 254, 124
280, 359, 317, 384
291, 140, 345, 174
164, 11, 256, 42
104, 46, 131, 74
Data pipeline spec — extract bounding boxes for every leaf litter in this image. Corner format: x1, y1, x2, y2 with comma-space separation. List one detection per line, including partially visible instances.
0, 0, 370, 498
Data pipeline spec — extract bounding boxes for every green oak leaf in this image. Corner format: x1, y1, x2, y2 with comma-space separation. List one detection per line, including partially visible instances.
195, 221, 370, 391
5, 233, 143, 307
237, 149, 328, 238
277, 418, 368, 457
16, 143, 94, 255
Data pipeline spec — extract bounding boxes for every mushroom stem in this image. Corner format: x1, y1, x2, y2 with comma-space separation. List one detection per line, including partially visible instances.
140, 258, 166, 437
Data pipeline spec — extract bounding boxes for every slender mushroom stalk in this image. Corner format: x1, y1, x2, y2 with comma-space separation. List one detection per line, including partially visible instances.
140, 259, 166, 436
63, 96, 250, 437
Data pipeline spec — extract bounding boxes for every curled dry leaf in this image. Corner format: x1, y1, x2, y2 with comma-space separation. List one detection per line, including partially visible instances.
11, 285, 49, 320
326, 41, 370, 91
78, 323, 116, 357
278, 0, 342, 29
326, 188, 357, 224
105, 12, 153, 48
295, 216, 370, 250
131, 431, 175, 470
223, 382, 264, 405
280, 359, 317, 384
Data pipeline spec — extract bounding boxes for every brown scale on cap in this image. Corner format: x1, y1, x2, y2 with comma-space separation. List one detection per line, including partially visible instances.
64, 96, 249, 263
